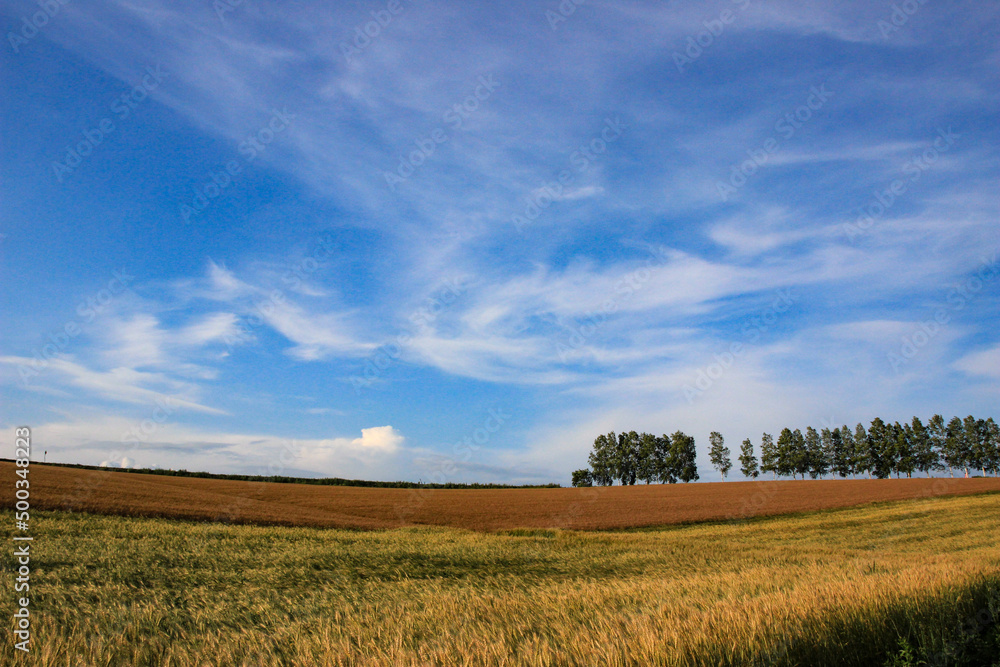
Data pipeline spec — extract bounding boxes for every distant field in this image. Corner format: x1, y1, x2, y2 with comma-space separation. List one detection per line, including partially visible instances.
4, 461, 1000, 530
3, 494, 999, 665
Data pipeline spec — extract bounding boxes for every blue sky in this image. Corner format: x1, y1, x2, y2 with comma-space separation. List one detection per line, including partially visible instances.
1, 0, 998, 484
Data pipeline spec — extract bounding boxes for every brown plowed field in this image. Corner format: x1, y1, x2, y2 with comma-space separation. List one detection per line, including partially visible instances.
5, 461, 1000, 531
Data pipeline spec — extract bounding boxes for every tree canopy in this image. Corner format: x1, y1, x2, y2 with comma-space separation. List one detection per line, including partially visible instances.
572, 414, 998, 486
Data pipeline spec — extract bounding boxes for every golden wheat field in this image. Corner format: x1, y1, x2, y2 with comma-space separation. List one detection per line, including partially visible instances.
2, 490, 1000, 666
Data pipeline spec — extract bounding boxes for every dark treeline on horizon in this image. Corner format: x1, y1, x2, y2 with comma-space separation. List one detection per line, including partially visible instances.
0, 459, 560, 490
572, 415, 1000, 486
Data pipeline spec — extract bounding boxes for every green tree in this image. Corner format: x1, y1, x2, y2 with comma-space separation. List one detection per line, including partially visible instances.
867, 418, 892, 479
739, 438, 759, 479
968, 417, 995, 477
911, 416, 939, 477
886, 421, 901, 478
636, 432, 659, 484
986, 418, 1000, 476
759, 432, 777, 479
828, 427, 850, 478
894, 422, 916, 478
670, 431, 699, 483
805, 426, 826, 479
614, 431, 640, 485
791, 429, 809, 479
571, 469, 592, 487
927, 414, 948, 476
839, 426, 856, 478
987, 418, 1000, 475
709, 431, 732, 481
944, 417, 968, 477
853, 423, 871, 479
654, 434, 677, 484
776, 428, 795, 478
588, 432, 615, 486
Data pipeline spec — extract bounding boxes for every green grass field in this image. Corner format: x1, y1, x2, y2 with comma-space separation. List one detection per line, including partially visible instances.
4, 493, 1000, 666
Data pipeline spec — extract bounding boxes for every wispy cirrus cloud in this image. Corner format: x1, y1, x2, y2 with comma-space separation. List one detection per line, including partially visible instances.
0, 355, 226, 415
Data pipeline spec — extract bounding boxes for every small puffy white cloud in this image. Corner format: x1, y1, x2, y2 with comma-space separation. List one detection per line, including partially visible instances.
100, 456, 136, 469
351, 425, 404, 451
288, 425, 406, 476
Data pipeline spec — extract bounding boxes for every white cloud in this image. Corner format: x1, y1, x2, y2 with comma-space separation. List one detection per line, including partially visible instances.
352, 425, 404, 451
531, 185, 604, 202
262, 301, 375, 360
954, 346, 1000, 379
0, 356, 226, 415
27, 415, 408, 479
177, 312, 240, 346
104, 314, 167, 368
175, 261, 253, 302
100, 456, 136, 468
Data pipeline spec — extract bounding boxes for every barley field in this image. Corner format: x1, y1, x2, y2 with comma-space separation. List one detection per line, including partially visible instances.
3, 492, 1000, 666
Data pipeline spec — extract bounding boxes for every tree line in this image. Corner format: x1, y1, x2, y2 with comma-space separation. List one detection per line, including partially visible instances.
572, 415, 1000, 486
572, 430, 699, 487
21, 460, 560, 489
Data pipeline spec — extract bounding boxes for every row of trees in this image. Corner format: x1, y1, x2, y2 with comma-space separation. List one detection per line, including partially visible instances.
572, 415, 999, 486
716, 415, 1000, 480
572, 431, 699, 487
